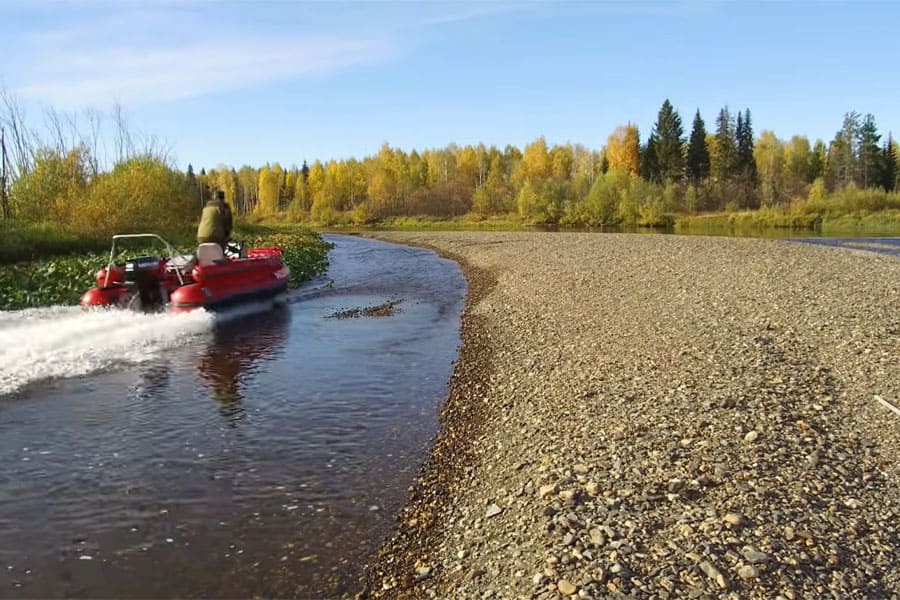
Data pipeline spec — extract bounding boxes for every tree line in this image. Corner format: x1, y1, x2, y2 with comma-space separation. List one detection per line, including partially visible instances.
197, 99, 899, 226
2, 90, 898, 232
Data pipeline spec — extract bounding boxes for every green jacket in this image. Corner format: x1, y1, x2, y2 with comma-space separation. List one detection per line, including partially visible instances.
196, 200, 233, 245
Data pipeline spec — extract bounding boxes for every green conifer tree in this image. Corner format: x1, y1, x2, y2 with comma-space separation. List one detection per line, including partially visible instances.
736, 109, 756, 182
879, 134, 897, 191
651, 99, 685, 182
713, 107, 737, 181
686, 109, 710, 183
859, 114, 881, 188
641, 133, 660, 183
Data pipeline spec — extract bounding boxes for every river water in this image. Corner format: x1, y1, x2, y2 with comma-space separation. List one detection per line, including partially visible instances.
789, 235, 900, 257
0, 234, 465, 598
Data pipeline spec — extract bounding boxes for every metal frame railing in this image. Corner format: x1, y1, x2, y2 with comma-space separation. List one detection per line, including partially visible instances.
103, 234, 185, 287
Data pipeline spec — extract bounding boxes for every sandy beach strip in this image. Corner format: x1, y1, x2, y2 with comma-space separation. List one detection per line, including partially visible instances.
359, 232, 900, 600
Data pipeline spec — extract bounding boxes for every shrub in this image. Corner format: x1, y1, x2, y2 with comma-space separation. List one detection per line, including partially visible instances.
69, 157, 196, 237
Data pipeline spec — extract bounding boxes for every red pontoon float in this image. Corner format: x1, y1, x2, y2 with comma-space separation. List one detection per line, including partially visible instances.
80, 234, 290, 312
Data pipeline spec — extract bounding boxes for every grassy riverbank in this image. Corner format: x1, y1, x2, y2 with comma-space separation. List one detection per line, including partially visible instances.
0, 223, 331, 311
675, 209, 900, 235
265, 201, 900, 237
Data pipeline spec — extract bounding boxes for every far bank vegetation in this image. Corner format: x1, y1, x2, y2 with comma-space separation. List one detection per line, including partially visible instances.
2, 91, 899, 240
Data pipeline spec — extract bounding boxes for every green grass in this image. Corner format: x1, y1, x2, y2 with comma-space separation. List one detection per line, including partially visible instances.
674, 210, 900, 236
376, 214, 527, 230
0, 220, 201, 265
674, 211, 824, 234
0, 224, 331, 311
1, 221, 110, 264
314, 213, 529, 231
821, 210, 900, 234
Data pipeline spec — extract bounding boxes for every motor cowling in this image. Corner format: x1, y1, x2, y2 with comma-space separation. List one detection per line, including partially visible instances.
124, 255, 163, 283
122, 256, 166, 311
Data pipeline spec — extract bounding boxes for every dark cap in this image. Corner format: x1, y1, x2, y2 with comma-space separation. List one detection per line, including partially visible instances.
214, 190, 225, 201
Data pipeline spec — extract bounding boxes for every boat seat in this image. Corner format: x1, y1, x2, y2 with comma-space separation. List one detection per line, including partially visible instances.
197, 243, 225, 266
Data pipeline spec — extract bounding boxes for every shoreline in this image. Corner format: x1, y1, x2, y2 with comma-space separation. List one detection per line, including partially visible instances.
358, 240, 499, 598
358, 232, 900, 599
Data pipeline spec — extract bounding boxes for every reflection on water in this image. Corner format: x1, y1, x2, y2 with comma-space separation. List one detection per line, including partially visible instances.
197, 309, 291, 426
0, 235, 465, 599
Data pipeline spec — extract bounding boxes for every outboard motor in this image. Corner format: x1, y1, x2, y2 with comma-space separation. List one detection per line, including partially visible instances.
123, 255, 164, 311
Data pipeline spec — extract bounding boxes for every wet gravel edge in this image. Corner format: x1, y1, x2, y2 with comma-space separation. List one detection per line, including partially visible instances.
357, 240, 498, 599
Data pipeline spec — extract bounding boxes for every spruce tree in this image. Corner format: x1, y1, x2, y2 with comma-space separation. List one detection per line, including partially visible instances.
859, 114, 881, 188
879, 134, 897, 191
736, 109, 756, 182
713, 107, 737, 181
641, 133, 660, 183
652, 99, 685, 182
686, 109, 709, 182
185, 163, 199, 204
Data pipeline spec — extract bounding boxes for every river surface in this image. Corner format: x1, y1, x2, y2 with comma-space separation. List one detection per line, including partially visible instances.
789, 235, 900, 257
0, 234, 465, 599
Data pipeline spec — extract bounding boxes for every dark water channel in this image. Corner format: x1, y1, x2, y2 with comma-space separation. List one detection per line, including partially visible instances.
0, 234, 465, 598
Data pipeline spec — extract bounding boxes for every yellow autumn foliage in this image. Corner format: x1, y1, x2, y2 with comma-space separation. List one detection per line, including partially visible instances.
12, 151, 197, 238
70, 157, 196, 236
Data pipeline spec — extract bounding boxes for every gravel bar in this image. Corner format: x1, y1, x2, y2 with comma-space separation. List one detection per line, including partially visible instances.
358, 232, 900, 600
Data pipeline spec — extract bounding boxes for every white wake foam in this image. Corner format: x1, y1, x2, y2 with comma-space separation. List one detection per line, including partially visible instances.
0, 306, 215, 396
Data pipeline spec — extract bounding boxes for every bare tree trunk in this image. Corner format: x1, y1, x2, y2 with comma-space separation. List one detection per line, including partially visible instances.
0, 127, 11, 219
1, 88, 35, 178
82, 108, 103, 177
113, 103, 133, 162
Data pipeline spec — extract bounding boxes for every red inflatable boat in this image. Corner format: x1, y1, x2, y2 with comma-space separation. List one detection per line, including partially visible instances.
80, 234, 290, 312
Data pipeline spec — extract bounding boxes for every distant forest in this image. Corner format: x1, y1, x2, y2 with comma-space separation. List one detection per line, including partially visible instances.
194, 100, 899, 226
2, 94, 898, 231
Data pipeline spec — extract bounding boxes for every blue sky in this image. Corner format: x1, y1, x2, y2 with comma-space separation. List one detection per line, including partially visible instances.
1, 0, 897, 171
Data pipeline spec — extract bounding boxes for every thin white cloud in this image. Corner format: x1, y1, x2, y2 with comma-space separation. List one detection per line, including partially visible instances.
17, 36, 391, 108
9, 0, 531, 109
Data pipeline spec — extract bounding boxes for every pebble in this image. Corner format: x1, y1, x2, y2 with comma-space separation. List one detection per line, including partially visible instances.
738, 565, 760, 580
741, 546, 769, 564
357, 233, 900, 600
485, 504, 503, 518
723, 512, 744, 526
557, 579, 577, 595
539, 484, 557, 498
699, 560, 728, 589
